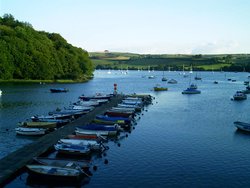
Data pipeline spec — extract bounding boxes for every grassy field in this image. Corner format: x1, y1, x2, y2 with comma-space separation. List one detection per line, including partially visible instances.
196, 64, 230, 71
90, 52, 250, 72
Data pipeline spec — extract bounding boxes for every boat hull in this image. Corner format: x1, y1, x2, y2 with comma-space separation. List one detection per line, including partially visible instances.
234, 121, 250, 132
15, 127, 46, 136
26, 165, 82, 182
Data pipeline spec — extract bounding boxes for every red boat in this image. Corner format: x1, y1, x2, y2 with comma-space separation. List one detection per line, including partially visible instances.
67, 134, 105, 141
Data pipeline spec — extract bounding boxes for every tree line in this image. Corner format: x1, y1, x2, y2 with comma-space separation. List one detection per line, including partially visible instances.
0, 14, 93, 80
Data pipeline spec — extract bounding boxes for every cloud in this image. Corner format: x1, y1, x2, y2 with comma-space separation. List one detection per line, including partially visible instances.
191, 40, 239, 54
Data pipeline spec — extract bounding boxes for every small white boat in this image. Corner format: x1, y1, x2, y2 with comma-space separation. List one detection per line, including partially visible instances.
33, 157, 90, 169
167, 79, 177, 84
0, 89, 2, 96
73, 100, 99, 107
54, 143, 92, 156
26, 164, 83, 181
110, 107, 135, 113
75, 129, 114, 136
15, 127, 47, 136
59, 139, 103, 151
67, 105, 94, 111
234, 121, 250, 132
148, 75, 156, 79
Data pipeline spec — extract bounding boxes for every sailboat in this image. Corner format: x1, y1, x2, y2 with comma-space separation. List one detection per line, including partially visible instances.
182, 65, 188, 77
194, 72, 202, 80
182, 72, 201, 94
162, 69, 167, 81
148, 66, 151, 73
189, 65, 193, 74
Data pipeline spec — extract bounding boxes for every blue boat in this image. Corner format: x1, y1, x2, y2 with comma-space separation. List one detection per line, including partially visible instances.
182, 87, 201, 94
95, 115, 132, 124
50, 88, 69, 93
76, 124, 118, 131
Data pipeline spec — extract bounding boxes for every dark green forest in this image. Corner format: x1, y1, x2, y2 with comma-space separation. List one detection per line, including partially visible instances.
0, 14, 93, 81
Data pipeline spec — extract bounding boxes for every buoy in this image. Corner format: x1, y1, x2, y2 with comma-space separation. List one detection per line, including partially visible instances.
117, 143, 121, 147
93, 166, 98, 171
104, 159, 109, 164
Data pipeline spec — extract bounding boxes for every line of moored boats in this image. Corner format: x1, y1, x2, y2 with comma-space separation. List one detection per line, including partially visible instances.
20, 92, 152, 185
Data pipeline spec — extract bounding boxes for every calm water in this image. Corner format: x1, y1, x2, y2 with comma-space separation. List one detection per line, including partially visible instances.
3, 70, 250, 187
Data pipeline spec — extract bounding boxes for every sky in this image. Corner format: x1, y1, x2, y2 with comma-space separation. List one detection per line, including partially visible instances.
1, 0, 250, 54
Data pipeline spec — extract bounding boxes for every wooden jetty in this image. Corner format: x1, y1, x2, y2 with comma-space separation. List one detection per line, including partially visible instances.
0, 95, 123, 186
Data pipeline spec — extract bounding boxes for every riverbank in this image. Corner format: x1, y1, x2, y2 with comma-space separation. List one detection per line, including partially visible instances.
0, 77, 93, 84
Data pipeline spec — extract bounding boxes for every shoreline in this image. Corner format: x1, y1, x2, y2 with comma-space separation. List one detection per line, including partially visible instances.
0, 78, 93, 84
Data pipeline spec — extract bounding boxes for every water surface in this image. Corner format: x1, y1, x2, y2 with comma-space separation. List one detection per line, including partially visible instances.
3, 70, 250, 187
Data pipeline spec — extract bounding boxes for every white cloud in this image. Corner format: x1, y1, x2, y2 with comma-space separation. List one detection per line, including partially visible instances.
191, 40, 240, 54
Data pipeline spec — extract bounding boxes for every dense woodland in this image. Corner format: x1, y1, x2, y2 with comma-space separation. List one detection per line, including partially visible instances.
0, 14, 93, 81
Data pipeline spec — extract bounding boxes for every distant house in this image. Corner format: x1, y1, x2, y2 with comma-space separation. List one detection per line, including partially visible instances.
104, 50, 109, 53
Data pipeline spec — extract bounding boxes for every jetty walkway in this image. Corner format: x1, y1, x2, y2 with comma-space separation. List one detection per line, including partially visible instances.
0, 94, 123, 186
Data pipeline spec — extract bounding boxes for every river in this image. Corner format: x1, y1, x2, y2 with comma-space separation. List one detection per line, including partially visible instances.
2, 70, 250, 187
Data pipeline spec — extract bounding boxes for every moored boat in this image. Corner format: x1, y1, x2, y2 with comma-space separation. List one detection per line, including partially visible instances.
31, 118, 70, 126
54, 143, 92, 156
182, 87, 201, 94
95, 115, 132, 124
26, 164, 83, 181
79, 93, 112, 101
234, 121, 250, 132
50, 88, 69, 93
153, 84, 168, 91
15, 127, 47, 136
117, 104, 142, 112
33, 157, 90, 170
75, 128, 117, 136
59, 139, 104, 151
67, 134, 107, 141
31, 114, 75, 121
105, 110, 134, 118
167, 79, 177, 84
73, 100, 99, 107
233, 91, 247, 100
18, 121, 57, 129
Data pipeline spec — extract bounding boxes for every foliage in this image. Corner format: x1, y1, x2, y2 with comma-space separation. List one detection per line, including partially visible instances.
90, 52, 250, 71
0, 14, 93, 80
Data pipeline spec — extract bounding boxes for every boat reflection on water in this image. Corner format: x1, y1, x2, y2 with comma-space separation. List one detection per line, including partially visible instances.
26, 173, 90, 187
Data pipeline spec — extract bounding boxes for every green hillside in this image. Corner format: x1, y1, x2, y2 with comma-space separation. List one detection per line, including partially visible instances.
0, 14, 93, 82
90, 52, 250, 72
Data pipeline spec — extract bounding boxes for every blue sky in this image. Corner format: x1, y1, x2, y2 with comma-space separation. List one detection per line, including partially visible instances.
1, 0, 250, 54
